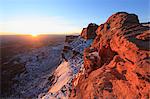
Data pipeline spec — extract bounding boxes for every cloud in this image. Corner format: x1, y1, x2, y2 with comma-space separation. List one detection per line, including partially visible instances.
0, 16, 82, 35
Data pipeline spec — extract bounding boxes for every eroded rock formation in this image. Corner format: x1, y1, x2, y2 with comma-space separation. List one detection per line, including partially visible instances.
70, 12, 150, 99
81, 23, 98, 40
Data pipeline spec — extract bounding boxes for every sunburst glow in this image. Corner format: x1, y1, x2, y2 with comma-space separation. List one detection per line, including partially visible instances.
31, 33, 38, 37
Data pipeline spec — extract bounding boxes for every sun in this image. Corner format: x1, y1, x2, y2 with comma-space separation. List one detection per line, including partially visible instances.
31, 33, 38, 37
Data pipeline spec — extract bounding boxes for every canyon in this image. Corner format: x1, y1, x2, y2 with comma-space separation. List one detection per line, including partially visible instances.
1, 12, 149, 99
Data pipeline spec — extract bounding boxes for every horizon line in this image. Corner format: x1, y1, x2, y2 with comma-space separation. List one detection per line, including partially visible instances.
0, 32, 80, 35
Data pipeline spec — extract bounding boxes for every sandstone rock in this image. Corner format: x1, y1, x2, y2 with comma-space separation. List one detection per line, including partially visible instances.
83, 47, 101, 73
70, 12, 150, 99
81, 23, 98, 40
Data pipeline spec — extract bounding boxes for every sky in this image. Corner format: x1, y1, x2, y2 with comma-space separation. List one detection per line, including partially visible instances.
0, 0, 149, 35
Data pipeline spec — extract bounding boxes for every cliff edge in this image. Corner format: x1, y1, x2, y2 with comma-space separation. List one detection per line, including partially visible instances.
41, 12, 150, 99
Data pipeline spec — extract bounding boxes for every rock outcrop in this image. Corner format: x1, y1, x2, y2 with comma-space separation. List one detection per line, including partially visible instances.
81, 23, 98, 40
70, 12, 150, 99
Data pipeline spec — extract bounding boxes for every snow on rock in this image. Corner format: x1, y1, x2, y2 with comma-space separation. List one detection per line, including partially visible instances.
69, 36, 93, 53
41, 36, 93, 99
49, 61, 72, 93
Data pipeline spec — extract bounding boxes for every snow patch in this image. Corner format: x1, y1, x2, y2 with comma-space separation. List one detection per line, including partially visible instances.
41, 36, 93, 99
49, 61, 72, 93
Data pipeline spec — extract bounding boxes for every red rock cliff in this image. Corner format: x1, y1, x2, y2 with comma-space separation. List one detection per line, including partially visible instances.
70, 12, 150, 99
